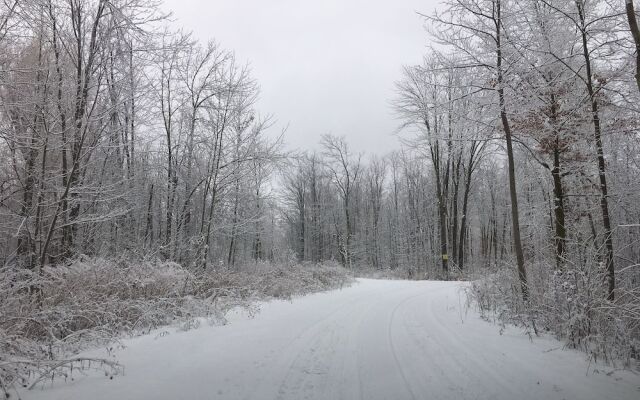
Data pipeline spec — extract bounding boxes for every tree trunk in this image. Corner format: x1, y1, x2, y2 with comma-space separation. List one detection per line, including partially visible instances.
577, 1, 616, 300
310, 163, 320, 262
344, 196, 352, 269
551, 146, 566, 271
458, 163, 473, 271
299, 190, 306, 261
627, 0, 640, 92
437, 191, 449, 278
496, 0, 528, 301
144, 184, 154, 245
227, 178, 240, 267
450, 157, 461, 267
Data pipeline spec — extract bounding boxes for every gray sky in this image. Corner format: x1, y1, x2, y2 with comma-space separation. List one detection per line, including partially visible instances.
162, 0, 440, 154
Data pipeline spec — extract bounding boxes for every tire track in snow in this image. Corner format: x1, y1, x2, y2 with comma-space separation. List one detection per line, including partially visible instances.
386, 289, 434, 400
249, 284, 407, 400
404, 286, 517, 399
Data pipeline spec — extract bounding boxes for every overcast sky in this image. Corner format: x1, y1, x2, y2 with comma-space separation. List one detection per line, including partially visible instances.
162, 0, 441, 154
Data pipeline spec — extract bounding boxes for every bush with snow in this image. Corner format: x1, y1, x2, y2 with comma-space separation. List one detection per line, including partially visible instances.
467, 259, 640, 369
0, 259, 352, 395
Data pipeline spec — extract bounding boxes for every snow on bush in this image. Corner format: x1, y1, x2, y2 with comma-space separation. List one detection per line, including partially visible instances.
0, 259, 352, 395
467, 260, 640, 369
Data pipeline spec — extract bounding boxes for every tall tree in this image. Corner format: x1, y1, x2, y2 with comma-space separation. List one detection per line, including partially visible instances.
626, 0, 640, 91
321, 134, 361, 269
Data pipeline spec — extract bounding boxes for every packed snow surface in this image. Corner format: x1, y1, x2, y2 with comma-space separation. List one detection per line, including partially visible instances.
23, 279, 639, 400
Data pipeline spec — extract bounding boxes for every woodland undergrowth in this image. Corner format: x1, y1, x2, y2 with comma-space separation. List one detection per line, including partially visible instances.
468, 260, 640, 371
0, 258, 352, 396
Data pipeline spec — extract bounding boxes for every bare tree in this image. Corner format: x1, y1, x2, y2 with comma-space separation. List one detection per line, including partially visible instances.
425, 0, 529, 297
321, 134, 361, 269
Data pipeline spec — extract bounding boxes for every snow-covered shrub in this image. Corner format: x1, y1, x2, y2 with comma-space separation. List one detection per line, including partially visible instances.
192, 260, 352, 301
355, 265, 429, 280
0, 259, 352, 395
467, 265, 537, 335
468, 259, 640, 369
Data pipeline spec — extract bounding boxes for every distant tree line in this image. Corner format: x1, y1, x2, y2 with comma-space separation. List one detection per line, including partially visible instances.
280, 0, 640, 305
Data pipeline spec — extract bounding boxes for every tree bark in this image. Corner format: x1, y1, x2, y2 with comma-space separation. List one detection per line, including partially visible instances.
496, 0, 528, 301
576, 1, 616, 301
626, 0, 640, 92
457, 144, 478, 271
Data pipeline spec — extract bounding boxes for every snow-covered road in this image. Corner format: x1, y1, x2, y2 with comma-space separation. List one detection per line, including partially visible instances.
24, 279, 639, 400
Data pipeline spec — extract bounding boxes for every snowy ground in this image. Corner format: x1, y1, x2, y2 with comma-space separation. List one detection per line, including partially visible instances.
22, 279, 639, 400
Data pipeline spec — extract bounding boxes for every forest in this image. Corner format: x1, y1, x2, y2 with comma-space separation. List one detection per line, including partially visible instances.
1, 0, 639, 396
